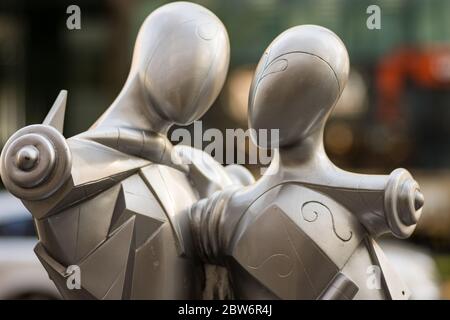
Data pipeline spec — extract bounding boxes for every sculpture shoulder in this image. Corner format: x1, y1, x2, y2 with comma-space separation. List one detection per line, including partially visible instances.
20, 137, 150, 219
226, 182, 370, 299
230, 182, 366, 254
67, 137, 150, 186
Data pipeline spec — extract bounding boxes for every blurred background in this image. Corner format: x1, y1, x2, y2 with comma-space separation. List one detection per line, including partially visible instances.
1, 0, 450, 299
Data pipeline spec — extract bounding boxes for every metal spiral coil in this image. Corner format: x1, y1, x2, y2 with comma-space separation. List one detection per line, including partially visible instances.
0, 124, 72, 201
384, 168, 424, 239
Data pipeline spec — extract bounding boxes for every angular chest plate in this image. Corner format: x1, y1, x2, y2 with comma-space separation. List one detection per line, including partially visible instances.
273, 183, 365, 267
231, 183, 366, 299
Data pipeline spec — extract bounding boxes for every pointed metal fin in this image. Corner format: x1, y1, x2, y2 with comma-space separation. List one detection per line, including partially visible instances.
43, 90, 67, 133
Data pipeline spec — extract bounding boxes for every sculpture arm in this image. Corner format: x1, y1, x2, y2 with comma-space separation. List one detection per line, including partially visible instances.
308, 165, 424, 239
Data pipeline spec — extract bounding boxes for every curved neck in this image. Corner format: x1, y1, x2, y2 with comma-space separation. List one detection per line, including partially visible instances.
90, 74, 171, 135
279, 129, 330, 171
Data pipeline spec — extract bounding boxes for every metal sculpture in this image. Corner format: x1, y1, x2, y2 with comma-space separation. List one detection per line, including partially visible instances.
0, 2, 247, 299
190, 25, 424, 300
0, 4, 423, 300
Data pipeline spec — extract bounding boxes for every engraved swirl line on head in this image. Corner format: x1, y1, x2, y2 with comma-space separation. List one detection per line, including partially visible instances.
301, 200, 353, 242
253, 51, 341, 96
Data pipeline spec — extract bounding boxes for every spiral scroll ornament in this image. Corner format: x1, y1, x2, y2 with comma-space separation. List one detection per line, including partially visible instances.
301, 200, 353, 242
384, 168, 424, 239
0, 124, 72, 201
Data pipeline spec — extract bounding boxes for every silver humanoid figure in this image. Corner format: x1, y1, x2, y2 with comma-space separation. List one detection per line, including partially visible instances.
0, 3, 423, 300
0, 2, 248, 299
190, 25, 424, 300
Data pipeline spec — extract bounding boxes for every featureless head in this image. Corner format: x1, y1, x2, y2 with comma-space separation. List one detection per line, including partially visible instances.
248, 25, 349, 148
131, 2, 230, 125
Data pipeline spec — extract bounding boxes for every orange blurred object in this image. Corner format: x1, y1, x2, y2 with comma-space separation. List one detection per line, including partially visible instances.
377, 46, 450, 123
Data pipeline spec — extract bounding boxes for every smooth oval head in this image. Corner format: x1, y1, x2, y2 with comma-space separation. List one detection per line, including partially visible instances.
94, 2, 230, 131
248, 25, 349, 148
135, 2, 230, 124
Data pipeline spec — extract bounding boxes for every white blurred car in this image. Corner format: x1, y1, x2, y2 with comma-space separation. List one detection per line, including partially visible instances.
0, 191, 59, 299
